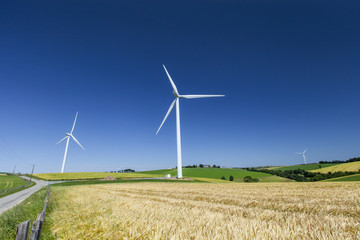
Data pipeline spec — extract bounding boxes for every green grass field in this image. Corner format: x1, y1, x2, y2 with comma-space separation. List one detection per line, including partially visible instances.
311, 161, 360, 173
270, 163, 339, 171
35, 168, 279, 182
323, 174, 360, 182
0, 175, 28, 190
140, 168, 273, 180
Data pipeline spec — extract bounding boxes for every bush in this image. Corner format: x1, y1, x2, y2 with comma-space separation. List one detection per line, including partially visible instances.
229, 175, 234, 181
243, 176, 259, 183
221, 176, 226, 180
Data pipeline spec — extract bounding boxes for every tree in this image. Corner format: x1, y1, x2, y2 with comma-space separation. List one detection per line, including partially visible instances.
243, 176, 252, 182
229, 175, 234, 181
221, 176, 226, 180
243, 176, 259, 183
199, 164, 204, 168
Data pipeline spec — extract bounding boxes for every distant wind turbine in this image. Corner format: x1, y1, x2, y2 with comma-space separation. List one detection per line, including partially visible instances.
156, 65, 224, 178
296, 148, 308, 164
57, 112, 85, 173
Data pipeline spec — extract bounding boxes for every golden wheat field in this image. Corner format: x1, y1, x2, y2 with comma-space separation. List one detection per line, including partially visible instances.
47, 182, 360, 240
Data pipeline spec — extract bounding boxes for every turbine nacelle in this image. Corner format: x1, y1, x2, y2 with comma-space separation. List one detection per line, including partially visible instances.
173, 91, 180, 98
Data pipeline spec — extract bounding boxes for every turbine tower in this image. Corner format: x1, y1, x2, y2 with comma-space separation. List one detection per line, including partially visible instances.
156, 65, 224, 178
57, 112, 85, 173
296, 148, 308, 164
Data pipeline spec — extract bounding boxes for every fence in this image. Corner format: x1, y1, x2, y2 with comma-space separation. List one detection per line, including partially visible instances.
0, 182, 31, 195
15, 186, 50, 240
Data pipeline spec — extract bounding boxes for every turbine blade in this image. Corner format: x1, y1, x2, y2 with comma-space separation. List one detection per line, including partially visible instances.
179, 94, 225, 99
57, 136, 69, 145
71, 112, 78, 134
163, 65, 179, 94
156, 99, 176, 135
303, 148, 308, 154
70, 134, 85, 150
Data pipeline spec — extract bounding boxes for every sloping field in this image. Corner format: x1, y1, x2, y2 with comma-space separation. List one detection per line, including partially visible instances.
324, 174, 360, 182
270, 163, 338, 171
0, 175, 28, 190
34, 172, 163, 181
46, 182, 360, 239
36, 168, 276, 181
311, 161, 360, 173
255, 175, 294, 182
140, 168, 273, 180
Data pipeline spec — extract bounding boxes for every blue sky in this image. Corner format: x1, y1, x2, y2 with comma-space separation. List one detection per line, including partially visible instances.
1, 1, 360, 173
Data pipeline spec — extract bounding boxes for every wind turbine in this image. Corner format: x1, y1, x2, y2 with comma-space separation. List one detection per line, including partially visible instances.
57, 112, 85, 173
296, 148, 308, 164
156, 65, 224, 178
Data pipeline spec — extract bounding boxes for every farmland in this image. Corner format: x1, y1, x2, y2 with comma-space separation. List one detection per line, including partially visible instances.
324, 174, 360, 182
140, 168, 273, 180
34, 168, 282, 182
45, 182, 360, 239
311, 161, 360, 173
269, 163, 339, 171
34, 172, 163, 181
0, 175, 28, 190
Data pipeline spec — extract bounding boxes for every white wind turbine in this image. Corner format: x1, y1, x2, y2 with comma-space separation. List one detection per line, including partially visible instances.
156, 65, 224, 178
57, 112, 85, 173
296, 148, 308, 164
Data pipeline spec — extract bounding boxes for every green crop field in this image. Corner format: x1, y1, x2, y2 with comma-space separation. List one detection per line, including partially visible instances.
270, 163, 339, 171
34, 172, 164, 181
311, 161, 360, 173
140, 168, 273, 180
323, 174, 360, 182
0, 175, 28, 190
35, 168, 279, 182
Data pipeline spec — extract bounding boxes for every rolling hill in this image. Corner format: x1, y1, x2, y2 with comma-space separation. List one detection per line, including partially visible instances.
269, 163, 339, 171
323, 174, 360, 182
310, 161, 360, 173
140, 168, 284, 181
35, 168, 291, 182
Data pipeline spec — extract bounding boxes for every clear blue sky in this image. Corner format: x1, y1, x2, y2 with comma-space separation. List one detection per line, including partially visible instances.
1, 1, 360, 173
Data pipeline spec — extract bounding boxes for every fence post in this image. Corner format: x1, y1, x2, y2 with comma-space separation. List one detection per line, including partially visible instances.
29, 213, 43, 240
16, 220, 30, 240
29, 186, 50, 240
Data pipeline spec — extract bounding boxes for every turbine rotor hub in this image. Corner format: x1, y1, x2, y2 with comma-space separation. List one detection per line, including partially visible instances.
173, 91, 179, 98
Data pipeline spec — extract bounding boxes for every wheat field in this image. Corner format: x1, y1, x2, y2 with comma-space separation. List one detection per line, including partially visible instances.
48, 182, 360, 239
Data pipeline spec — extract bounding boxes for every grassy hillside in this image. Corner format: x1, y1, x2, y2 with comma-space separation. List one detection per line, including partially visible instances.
34, 172, 163, 181
311, 161, 360, 173
0, 174, 28, 189
323, 174, 360, 182
270, 163, 338, 171
254, 175, 294, 182
35, 168, 277, 182
140, 168, 273, 180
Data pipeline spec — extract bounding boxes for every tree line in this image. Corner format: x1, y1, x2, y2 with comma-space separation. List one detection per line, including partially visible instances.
319, 157, 360, 164
247, 168, 360, 182
184, 164, 220, 168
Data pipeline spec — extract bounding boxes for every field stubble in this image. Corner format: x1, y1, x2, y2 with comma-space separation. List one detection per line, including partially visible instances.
48, 182, 360, 239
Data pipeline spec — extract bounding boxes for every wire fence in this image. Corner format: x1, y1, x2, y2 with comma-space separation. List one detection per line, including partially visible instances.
0, 182, 31, 195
